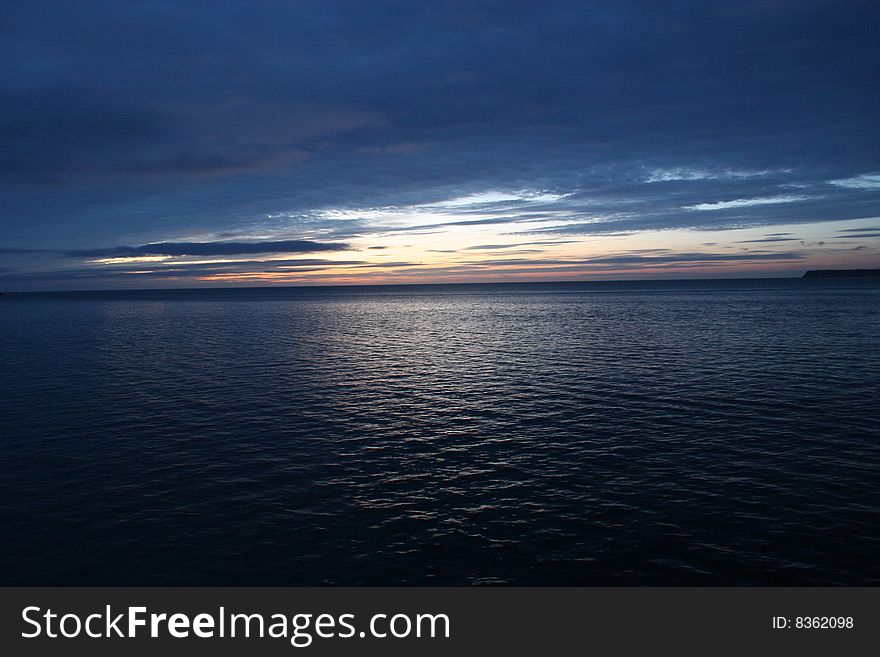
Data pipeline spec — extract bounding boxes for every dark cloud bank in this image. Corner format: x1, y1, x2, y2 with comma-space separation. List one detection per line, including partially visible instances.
67, 240, 350, 258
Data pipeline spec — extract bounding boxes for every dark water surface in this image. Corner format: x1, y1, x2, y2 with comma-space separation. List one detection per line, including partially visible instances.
1, 279, 878, 585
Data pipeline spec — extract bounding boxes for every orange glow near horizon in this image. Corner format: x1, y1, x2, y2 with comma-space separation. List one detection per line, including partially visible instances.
25, 206, 880, 290
158, 215, 879, 286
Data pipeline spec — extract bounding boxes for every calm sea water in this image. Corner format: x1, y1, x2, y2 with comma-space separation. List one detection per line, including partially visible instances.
1, 279, 878, 585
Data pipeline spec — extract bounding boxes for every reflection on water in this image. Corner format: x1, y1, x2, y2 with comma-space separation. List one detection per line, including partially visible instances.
1, 279, 878, 584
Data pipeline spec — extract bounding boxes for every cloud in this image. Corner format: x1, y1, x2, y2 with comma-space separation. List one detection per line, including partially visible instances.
644, 167, 778, 182
736, 237, 800, 243
684, 196, 811, 211
578, 251, 806, 265
463, 239, 581, 251
0, 257, 426, 288
65, 240, 350, 258
465, 250, 805, 268
832, 232, 880, 239
829, 174, 880, 190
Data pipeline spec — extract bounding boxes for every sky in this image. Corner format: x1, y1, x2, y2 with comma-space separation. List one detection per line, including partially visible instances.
1, 0, 879, 290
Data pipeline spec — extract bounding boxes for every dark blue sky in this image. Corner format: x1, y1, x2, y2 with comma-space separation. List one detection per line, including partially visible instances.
2, 0, 879, 288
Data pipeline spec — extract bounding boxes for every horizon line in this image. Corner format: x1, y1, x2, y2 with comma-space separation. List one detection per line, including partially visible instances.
3, 270, 865, 295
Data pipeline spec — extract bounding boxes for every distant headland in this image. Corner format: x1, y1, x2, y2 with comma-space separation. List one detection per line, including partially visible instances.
803, 269, 880, 278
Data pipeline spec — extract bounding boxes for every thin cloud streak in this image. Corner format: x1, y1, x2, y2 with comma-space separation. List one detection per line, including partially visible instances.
684, 196, 811, 211
65, 240, 351, 258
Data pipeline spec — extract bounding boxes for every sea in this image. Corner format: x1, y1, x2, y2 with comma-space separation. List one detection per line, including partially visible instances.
1, 278, 878, 585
